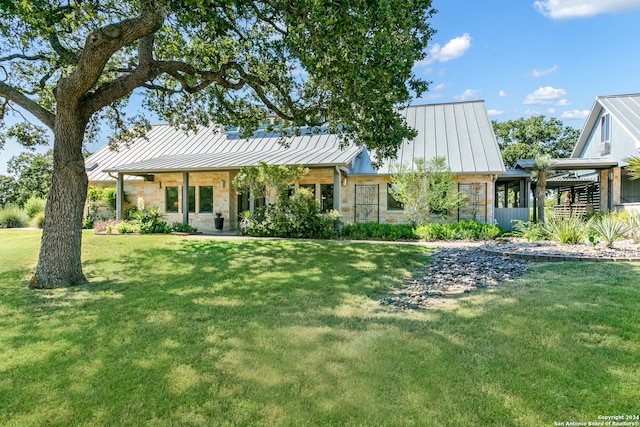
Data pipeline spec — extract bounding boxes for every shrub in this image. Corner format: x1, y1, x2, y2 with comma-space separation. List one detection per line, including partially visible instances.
511, 220, 546, 242
627, 211, 640, 243
30, 211, 45, 229
0, 205, 28, 228
23, 197, 46, 219
82, 216, 95, 229
544, 216, 591, 245
414, 220, 503, 241
115, 221, 140, 234
341, 223, 417, 241
590, 213, 629, 248
246, 189, 339, 239
132, 207, 171, 234
171, 222, 198, 233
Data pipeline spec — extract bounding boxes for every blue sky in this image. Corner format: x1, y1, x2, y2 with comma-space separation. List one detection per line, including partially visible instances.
415, 0, 640, 123
2, 0, 640, 174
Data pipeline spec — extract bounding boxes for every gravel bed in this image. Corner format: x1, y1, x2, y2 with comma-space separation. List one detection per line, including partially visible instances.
380, 247, 529, 310
380, 238, 640, 310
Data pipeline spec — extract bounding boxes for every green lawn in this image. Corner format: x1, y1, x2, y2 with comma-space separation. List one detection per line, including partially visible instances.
1, 230, 639, 426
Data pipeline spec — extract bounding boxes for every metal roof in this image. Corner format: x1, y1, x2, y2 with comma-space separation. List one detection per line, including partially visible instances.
88, 100, 506, 181
87, 126, 359, 181
516, 158, 618, 171
572, 93, 640, 158
369, 101, 505, 175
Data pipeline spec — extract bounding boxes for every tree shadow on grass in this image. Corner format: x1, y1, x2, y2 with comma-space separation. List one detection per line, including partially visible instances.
1, 237, 639, 426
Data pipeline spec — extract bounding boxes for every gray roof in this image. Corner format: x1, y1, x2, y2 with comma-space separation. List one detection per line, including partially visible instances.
572, 93, 640, 158
88, 100, 505, 181
516, 158, 618, 171
361, 101, 505, 175
87, 126, 360, 181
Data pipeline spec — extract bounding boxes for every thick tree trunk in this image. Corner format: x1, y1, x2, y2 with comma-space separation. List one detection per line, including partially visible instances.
30, 110, 89, 289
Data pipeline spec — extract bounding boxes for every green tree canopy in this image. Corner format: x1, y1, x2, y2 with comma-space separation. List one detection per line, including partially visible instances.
0, 0, 436, 288
492, 116, 580, 168
6, 151, 54, 206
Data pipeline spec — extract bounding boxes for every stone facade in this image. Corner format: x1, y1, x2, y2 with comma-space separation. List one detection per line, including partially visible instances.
89, 168, 497, 232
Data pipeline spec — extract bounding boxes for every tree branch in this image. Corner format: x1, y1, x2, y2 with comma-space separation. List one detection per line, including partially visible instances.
0, 82, 55, 130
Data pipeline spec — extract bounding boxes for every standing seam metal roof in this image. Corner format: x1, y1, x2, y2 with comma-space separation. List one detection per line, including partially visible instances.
361, 101, 505, 175
87, 100, 505, 181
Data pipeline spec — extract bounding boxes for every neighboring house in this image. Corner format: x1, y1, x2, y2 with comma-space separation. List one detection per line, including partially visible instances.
570, 93, 640, 212
86, 100, 510, 232
514, 93, 640, 219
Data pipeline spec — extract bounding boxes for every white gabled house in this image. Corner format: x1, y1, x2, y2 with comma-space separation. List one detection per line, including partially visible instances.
86, 100, 519, 232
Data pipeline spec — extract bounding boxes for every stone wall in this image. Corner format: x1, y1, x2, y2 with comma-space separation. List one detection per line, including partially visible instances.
89, 169, 497, 232
339, 174, 496, 225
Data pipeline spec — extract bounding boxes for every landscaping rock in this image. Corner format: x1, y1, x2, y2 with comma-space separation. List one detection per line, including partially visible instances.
380, 247, 529, 310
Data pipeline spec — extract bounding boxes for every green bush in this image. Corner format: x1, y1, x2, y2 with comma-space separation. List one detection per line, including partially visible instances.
171, 222, 198, 233
341, 223, 417, 241
132, 207, 171, 234
0, 205, 28, 228
414, 220, 503, 241
30, 211, 45, 229
246, 189, 339, 239
115, 221, 140, 234
544, 216, 591, 245
23, 197, 46, 219
511, 220, 547, 242
627, 211, 640, 243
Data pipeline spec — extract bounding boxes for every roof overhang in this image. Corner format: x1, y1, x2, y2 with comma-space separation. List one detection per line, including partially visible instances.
516, 158, 618, 171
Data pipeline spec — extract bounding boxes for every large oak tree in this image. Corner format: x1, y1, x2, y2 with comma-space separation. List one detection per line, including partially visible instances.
0, 0, 436, 288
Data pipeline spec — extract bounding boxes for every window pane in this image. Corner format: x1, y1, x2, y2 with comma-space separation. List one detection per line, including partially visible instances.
199, 186, 213, 212
320, 184, 334, 211
188, 186, 196, 213
166, 186, 179, 212
387, 183, 404, 210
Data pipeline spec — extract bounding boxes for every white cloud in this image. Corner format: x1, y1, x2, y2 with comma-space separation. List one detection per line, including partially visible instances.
561, 109, 590, 119
524, 86, 567, 105
454, 89, 480, 101
421, 34, 472, 65
433, 83, 447, 91
557, 99, 572, 106
488, 109, 504, 117
534, 0, 640, 19
498, 90, 508, 97
531, 65, 558, 77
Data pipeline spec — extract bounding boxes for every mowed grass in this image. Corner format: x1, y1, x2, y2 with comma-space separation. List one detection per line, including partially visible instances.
0, 230, 639, 426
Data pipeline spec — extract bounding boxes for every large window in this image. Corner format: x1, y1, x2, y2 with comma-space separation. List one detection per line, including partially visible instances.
601, 114, 610, 142
188, 186, 196, 213
166, 186, 179, 212
387, 183, 404, 210
199, 186, 213, 213
320, 184, 334, 211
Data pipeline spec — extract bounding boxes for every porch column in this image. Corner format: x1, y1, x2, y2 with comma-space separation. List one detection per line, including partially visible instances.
519, 179, 527, 208
333, 167, 341, 211
612, 166, 622, 206
116, 173, 124, 221
599, 169, 610, 212
182, 172, 189, 224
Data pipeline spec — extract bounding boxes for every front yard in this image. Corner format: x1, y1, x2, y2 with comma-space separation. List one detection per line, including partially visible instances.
0, 230, 638, 426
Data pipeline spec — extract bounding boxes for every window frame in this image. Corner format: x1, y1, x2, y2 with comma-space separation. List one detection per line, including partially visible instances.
387, 183, 404, 211
199, 185, 214, 213
165, 186, 179, 213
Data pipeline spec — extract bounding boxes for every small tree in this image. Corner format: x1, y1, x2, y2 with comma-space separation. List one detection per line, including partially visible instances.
390, 156, 465, 225
232, 162, 309, 205
532, 154, 552, 223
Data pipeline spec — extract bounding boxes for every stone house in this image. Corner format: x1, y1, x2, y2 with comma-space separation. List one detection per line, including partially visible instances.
85, 100, 512, 232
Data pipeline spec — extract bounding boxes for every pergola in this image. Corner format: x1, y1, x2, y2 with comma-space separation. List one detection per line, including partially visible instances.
515, 158, 619, 221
